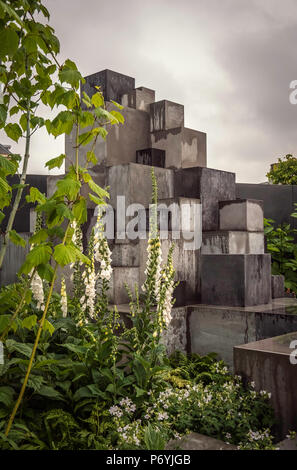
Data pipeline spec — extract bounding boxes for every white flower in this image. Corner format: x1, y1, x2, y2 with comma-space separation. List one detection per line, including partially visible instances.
31, 272, 45, 311
60, 277, 67, 317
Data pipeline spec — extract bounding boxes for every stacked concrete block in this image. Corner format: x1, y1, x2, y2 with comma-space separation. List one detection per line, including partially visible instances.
219, 199, 264, 232
108, 266, 139, 304
122, 87, 155, 112
81, 69, 135, 104
202, 231, 264, 254
150, 100, 184, 132
174, 167, 236, 231
201, 254, 271, 307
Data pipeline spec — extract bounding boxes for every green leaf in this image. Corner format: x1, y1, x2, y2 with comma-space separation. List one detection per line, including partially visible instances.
0, 104, 7, 126
43, 319, 55, 336
29, 229, 48, 246
36, 385, 64, 401
37, 263, 54, 282
88, 179, 109, 199
9, 230, 26, 247
91, 92, 104, 108
26, 187, 46, 204
0, 386, 14, 408
6, 339, 33, 358
56, 178, 81, 200
0, 155, 17, 174
89, 193, 105, 206
4, 123, 22, 142
59, 59, 82, 89
86, 151, 98, 165
79, 111, 94, 128
0, 28, 19, 58
78, 131, 93, 146
20, 245, 52, 274
111, 100, 124, 110
110, 110, 125, 124
21, 315, 37, 331
45, 154, 65, 170
72, 197, 87, 224
53, 244, 77, 267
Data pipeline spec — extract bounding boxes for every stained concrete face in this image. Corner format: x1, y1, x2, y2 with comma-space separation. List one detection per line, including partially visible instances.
65, 105, 150, 172
219, 199, 264, 232
108, 266, 139, 304
271, 274, 285, 298
107, 163, 174, 208
201, 254, 271, 307
122, 87, 155, 112
0, 233, 31, 285
150, 100, 184, 132
81, 69, 135, 104
202, 231, 264, 254
136, 148, 165, 168
150, 127, 206, 169
234, 331, 297, 439
174, 167, 236, 231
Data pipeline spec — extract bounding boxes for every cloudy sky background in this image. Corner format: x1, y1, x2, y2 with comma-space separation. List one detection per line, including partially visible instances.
4, 0, 297, 182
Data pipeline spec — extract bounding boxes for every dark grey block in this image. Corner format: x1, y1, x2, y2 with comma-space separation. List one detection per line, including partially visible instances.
201, 254, 271, 307
271, 274, 285, 298
173, 280, 187, 307
174, 167, 236, 230
150, 100, 184, 132
81, 69, 135, 103
136, 148, 165, 168
219, 199, 264, 232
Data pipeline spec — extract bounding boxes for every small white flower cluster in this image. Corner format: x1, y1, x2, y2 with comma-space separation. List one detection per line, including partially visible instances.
31, 271, 44, 311
247, 429, 271, 441
60, 276, 67, 317
93, 216, 112, 281
142, 237, 162, 299
119, 397, 136, 414
260, 389, 272, 399
109, 405, 123, 418
118, 421, 141, 447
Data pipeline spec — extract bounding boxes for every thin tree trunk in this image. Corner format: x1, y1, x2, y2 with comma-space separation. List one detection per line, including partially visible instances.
0, 105, 31, 270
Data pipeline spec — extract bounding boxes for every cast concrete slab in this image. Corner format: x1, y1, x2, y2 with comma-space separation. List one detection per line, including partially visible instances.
271, 274, 285, 299
202, 231, 264, 254
234, 331, 297, 439
188, 298, 297, 370
201, 254, 271, 307
219, 199, 264, 232
108, 267, 139, 304
122, 87, 155, 112
136, 148, 165, 168
166, 432, 237, 450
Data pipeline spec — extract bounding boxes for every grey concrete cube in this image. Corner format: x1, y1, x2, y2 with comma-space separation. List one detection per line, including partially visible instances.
150, 127, 206, 169
201, 254, 271, 306
122, 87, 155, 112
150, 100, 184, 132
202, 231, 264, 254
108, 267, 139, 304
219, 199, 264, 232
81, 69, 135, 103
174, 167, 236, 231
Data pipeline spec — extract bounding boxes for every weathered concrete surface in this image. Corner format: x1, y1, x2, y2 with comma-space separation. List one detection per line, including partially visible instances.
188, 298, 297, 370
65, 106, 150, 172
166, 432, 237, 450
219, 199, 264, 232
234, 331, 297, 440
150, 100, 184, 132
277, 436, 297, 450
201, 254, 271, 307
202, 231, 264, 254
108, 267, 139, 304
158, 197, 201, 235
150, 127, 206, 169
111, 240, 140, 267
122, 87, 155, 112
0, 232, 31, 286
81, 69, 135, 104
107, 163, 174, 208
271, 275, 285, 299
136, 148, 165, 167
174, 167, 235, 230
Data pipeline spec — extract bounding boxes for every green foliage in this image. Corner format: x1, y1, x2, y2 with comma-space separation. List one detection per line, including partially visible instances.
264, 210, 297, 293
267, 154, 297, 185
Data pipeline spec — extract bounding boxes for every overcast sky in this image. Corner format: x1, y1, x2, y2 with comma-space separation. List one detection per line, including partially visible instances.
3, 0, 297, 182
